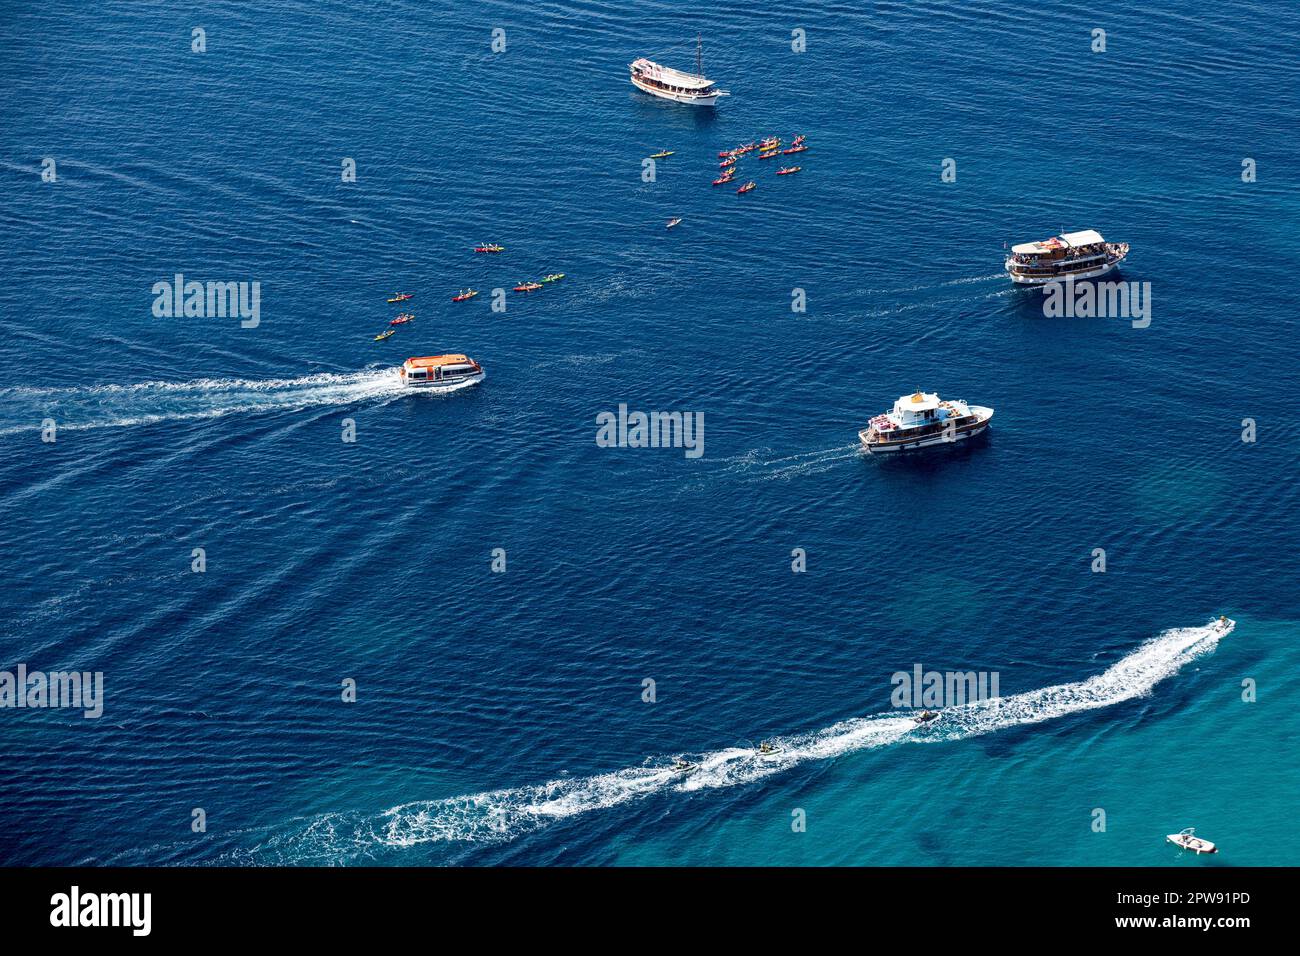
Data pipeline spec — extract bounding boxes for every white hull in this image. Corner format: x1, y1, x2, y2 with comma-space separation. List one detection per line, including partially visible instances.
863, 421, 990, 454
1006, 243, 1130, 286
403, 370, 484, 393
1167, 833, 1217, 854
1007, 258, 1121, 285
630, 75, 724, 106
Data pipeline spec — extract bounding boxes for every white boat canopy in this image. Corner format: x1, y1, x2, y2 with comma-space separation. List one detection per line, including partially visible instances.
1011, 229, 1106, 255
1011, 240, 1053, 254
1060, 229, 1106, 247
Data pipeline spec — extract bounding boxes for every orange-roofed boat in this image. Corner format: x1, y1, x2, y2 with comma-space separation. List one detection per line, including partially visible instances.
399, 354, 485, 392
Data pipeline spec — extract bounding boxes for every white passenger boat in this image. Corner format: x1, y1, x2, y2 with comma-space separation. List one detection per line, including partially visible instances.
1167, 827, 1217, 854
859, 391, 994, 454
1004, 229, 1129, 285
398, 354, 484, 391
630, 35, 729, 106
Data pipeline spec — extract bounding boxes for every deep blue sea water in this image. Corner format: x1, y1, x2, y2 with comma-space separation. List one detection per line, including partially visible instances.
1, 1, 1297, 866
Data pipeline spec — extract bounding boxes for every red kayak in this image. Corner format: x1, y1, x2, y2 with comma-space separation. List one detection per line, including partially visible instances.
782, 145, 808, 154
736, 181, 756, 194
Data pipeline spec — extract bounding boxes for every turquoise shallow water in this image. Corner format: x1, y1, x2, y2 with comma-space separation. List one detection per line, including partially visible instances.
0, 1, 1296, 866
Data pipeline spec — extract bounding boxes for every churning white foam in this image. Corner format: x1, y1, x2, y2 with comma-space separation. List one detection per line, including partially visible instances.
0, 369, 406, 434
243, 618, 1232, 862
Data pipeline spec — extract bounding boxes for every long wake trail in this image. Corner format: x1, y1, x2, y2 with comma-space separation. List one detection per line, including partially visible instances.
226, 618, 1233, 864
0, 369, 405, 435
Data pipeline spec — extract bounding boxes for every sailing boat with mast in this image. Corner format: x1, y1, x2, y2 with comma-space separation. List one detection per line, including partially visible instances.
629, 35, 730, 106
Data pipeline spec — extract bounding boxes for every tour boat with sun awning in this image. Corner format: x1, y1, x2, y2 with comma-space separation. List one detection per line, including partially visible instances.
1004, 229, 1129, 285
630, 36, 729, 106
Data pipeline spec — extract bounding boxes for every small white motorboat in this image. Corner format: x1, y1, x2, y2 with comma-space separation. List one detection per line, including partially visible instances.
858, 391, 994, 454
1212, 615, 1233, 635
755, 741, 782, 760
1167, 827, 1217, 854
670, 759, 698, 776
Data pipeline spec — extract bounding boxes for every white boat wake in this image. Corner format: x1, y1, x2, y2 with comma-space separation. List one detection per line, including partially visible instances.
230, 618, 1233, 863
0, 369, 406, 435
716, 443, 861, 481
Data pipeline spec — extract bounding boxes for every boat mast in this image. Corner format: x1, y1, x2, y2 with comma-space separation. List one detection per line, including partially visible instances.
696, 33, 702, 78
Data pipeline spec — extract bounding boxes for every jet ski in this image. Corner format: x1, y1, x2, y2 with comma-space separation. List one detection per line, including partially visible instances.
666, 218, 682, 229
1167, 827, 1217, 854
1212, 615, 1232, 634
670, 758, 698, 775
373, 329, 396, 342
386, 292, 414, 303
451, 290, 478, 302
913, 710, 940, 725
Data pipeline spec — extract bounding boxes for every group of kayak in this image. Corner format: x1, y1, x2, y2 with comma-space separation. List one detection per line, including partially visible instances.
375, 294, 417, 341
514, 273, 564, 292
713, 134, 808, 192
374, 245, 564, 340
